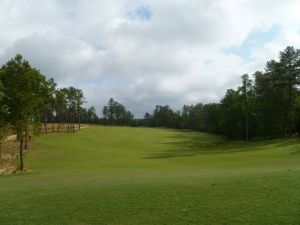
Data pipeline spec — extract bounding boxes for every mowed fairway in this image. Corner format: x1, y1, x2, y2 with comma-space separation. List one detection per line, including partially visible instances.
1, 126, 300, 225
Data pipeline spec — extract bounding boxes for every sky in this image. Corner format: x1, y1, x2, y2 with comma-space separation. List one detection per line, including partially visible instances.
1, 0, 300, 117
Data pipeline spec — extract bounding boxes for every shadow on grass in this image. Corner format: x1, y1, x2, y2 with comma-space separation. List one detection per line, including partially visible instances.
144, 130, 300, 159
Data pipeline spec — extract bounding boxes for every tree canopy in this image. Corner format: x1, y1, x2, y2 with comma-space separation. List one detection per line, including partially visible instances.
102, 98, 134, 126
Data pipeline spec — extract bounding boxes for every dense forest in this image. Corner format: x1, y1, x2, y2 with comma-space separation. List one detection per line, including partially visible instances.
138, 46, 300, 140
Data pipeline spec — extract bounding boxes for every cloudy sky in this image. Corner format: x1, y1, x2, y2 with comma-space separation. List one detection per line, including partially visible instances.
1, 0, 300, 117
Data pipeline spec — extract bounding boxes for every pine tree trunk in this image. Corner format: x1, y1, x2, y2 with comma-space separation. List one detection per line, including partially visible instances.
245, 112, 249, 141
67, 111, 70, 132
44, 112, 47, 134
24, 125, 28, 150
72, 112, 75, 133
0, 137, 2, 160
57, 115, 60, 133
78, 111, 81, 131
272, 84, 276, 136
16, 130, 20, 141
51, 109, 54, 132
19, 136, 24, 171
288, 74, 292, 137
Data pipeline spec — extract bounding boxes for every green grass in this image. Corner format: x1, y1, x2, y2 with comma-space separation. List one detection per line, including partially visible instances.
1, 126, 300, 224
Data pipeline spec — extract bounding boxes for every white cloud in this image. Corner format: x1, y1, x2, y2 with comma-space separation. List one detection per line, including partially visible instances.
0, 0, 300, 117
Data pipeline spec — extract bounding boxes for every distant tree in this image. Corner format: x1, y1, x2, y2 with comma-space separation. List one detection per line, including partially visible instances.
238, 74, 255, 141
107, 98, 115, 124
188, 104, 205, 130
48, 78, 57, 132
217, 90, 241, 138
54, 89, 67, 132
202, 103, 221, 133
254, 64, 286, 137
102, 98, 134, 126
151, 105, 175, 127
143, 113, 152, 126
74, 89, 85, 130
265, 60, 287, 136
61, 87, 77, 132
40, 78, 57, 134
87, 106, 98, 124
279, 46, 300, 137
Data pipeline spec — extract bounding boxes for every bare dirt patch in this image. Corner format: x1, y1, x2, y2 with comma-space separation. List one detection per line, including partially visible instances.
0, 136, 19, 175
0, 165, 18, 174
4, 134, 17, 142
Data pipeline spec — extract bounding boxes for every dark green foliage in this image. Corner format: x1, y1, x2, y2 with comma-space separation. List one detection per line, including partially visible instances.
278, 46, 300, 136
80, 106, 99, 124
150, 105, 177, 127
60, 86, 85, 132
102, 98, 134, 126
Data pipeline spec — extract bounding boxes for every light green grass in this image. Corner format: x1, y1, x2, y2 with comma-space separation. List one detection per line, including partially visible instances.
1, 126, 300, 224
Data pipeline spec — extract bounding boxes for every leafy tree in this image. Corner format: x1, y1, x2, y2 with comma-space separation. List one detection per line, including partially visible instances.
54, 89, 67, 132
47, 78, 57, 132
87, 106, 98, 124
62, 87, 76, 132
254, 64, 286, 137
74, 89, 85, 130
0, 54, 48, 170
60, 87, 85, 131
102, 98, 134, 126
201, 103, 221, 133
238, 74, 255, 140
40, 78, 57, 133
150, 105, 175, 127
143, 113, 152, 127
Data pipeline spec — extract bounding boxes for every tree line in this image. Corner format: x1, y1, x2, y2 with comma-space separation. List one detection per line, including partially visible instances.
138, 46, 300, 140
0, 54, 91, 170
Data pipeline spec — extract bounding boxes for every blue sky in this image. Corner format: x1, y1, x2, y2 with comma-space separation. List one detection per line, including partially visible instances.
225, 25, 281, 59
129, 6, 152, 21
0, 0, 300, 117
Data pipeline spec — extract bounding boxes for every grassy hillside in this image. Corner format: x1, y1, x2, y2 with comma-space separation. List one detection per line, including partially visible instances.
1, 126, 300, 224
